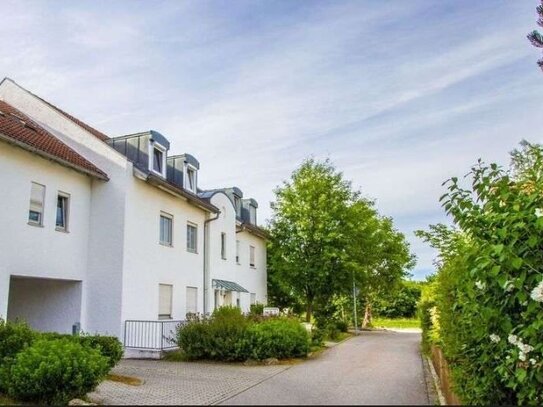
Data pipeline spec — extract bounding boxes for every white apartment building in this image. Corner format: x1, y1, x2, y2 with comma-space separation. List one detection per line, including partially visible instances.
0, 78, 267, 355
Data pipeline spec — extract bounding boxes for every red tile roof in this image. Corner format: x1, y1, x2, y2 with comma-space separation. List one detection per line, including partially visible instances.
0, 100, 108, 180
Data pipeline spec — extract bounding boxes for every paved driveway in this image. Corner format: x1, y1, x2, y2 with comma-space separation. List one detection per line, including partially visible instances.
222, 330, 431, 405
91, 330, 431, 405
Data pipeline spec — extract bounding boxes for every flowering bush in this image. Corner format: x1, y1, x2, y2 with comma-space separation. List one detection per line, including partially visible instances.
417, 141, 543, 405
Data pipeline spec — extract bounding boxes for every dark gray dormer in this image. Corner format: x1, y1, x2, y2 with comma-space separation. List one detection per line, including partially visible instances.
166, 153, 200, 194
108, 130, 170, 177
241, 198, 258, 225
221, 187, 244, 219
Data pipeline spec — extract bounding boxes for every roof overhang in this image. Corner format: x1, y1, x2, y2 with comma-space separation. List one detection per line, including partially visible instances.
136, 169, 219, 214
236, 222, 269, 240
0, 132, 109, 181
212, 279, 249, 293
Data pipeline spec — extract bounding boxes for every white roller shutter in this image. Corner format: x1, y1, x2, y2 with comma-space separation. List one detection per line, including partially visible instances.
159, 284, 173, 319
186, 287, 198, 315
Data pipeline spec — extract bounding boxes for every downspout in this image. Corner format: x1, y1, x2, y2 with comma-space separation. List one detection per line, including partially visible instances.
203, 211, 220, 315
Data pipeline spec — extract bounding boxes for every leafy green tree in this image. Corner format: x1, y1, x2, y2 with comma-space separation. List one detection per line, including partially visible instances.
373, 279, 423, 318
527, 1, 543, 71
268, 159, 357, 322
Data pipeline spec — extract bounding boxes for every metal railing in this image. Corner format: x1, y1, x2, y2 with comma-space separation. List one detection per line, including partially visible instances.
124, 319, 186, 350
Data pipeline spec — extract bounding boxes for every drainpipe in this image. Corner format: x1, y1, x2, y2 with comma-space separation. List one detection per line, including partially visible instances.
203, 211, 220, 315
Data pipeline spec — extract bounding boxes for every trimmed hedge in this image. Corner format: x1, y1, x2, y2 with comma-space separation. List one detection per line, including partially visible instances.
177, 306, 310, 361
4, 339, 109, 405
245, 319, 309, 360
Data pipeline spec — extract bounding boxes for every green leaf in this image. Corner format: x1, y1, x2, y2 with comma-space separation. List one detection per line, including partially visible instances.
511, 258, 523, 270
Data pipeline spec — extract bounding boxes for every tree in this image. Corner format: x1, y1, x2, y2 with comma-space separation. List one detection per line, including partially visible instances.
268, 158, 415, 326
527, 0, 543, 71
268, 159, 356, 322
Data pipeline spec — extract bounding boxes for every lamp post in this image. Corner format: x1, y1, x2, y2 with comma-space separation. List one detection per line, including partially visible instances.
352, 271, 359, 335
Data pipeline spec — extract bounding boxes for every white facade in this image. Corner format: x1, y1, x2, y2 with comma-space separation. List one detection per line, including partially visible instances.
0, 78, 267, 349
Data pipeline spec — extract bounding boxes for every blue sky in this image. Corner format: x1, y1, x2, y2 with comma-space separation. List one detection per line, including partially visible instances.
1, 1, 542, 279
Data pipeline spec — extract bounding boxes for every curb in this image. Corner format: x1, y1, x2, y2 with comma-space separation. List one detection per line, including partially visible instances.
426, 355, 446, 405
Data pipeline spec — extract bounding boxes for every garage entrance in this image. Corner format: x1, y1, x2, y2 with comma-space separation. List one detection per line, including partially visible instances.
7, 275, 82, 333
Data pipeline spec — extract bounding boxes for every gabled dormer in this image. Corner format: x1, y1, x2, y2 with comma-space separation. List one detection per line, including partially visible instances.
166, 153, 199, 194
108, 130, 170, 178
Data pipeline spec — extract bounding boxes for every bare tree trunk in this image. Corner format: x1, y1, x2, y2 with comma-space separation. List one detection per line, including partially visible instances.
306, 301, 313, 323
362, 302, 372, 328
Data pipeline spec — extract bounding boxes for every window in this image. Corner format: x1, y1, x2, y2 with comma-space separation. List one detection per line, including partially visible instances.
149, 143, 166, 177
234, 196, 241, 218
221, 232, 226, 259
249, 206, 257, 224
236, 240, 240, 264
158, 284, 173, 319
250, 245, 256, 268
186, 166, 196, 193
186, 287, 198, 315
56, 193, 70, 231
236, 292, 240, 308
250, 293, 256, 305
28, 182, 45, 226
159, 213, 173, 246
187, 223, 197, 253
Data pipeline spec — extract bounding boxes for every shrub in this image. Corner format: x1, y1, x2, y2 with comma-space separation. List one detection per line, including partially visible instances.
176, 320, 213, 360
249, 303, 264, 316
310, 327, 325, 346
4, 339, 109, 405
0, 319, 35, 362
246, 319, 309, 360
79, 334, 123, 369
335, 320, 349, 333
417, 142, 543, 405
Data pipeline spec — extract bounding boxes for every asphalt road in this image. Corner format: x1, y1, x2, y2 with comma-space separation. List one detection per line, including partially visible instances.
220, 330, 431, 405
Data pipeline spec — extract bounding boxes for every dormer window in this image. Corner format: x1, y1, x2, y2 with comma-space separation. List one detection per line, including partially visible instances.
249, 206, 257, 224
185, 165, 197, 193
234, 196, 241, 218
150, 142, 167, 177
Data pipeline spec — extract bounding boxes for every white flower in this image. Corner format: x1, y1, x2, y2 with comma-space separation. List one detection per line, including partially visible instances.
535, 208, 543, 218
490, 334, 501, 343
530, 280, 543, 303
475, 280, 486, 290
519, 351, 527, 362
503, 281, 515, 292
508, 334, 519, 345
506, 355, 511, 360
530, 358, 537, 366
518, 343, 534, 354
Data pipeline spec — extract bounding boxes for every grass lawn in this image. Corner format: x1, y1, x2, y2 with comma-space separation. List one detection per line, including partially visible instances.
371, 317, 420, 329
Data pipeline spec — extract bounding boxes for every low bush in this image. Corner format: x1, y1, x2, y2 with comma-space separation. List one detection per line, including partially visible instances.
177, 307, 310, 361
0, 319, 35, 362
4, 338, 109, 405
79, 334, 123, 369
246, 319, 309, 360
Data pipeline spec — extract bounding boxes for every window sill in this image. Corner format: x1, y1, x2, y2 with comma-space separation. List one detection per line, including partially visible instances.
158, 316, 172, 320
55, 227, 69, 233
159, 242, 173, 248
27, 222, 44, 228
250, 266, 256, 269
187, 249, 198, 254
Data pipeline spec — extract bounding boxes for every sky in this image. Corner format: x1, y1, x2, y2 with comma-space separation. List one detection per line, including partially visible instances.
1, 0, 542, 280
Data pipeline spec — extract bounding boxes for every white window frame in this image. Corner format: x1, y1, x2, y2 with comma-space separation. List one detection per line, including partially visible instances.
149, 141, 167, 178
236, 239, 241, 264
184, 164, 197, 193
186, 222, 198, 253
221, 232, 227, 260
55, 191, 70, 232
250, 245, 256, 268
159, 212, 173, 247
234, 196, 241, 218
158, 284, 173, 320
249, 206, 257, 224
28, 182, 45, 226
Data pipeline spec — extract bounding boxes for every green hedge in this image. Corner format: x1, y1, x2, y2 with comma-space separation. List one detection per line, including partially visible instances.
177, 306, 310, 361
3, 339, 109, 405
417, 142, 543, 405
245, 319, 309, 360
